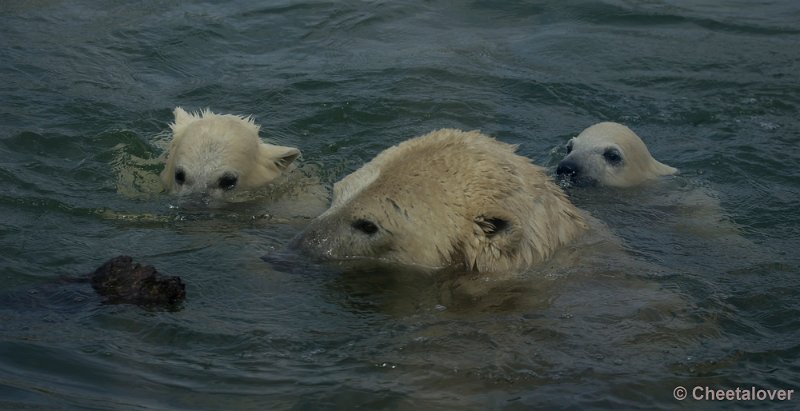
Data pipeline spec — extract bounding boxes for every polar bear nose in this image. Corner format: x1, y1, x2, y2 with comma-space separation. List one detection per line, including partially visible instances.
218, 174, 238, 191
556, 160, 581, 179
290, 225, 333, 260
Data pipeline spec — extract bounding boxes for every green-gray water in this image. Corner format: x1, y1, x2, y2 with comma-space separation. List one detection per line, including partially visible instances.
1, 1, 798, 409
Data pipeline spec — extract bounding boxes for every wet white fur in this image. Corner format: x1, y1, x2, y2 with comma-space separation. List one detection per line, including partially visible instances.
161, 107, 300, 199
564, 122, 676, 187
298, 129, 589, 273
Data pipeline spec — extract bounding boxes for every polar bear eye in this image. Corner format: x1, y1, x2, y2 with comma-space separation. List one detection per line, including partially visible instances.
175, 169, 186, 185
565, 140, 574, 154
603, 148, 623, 165
218, 174, 238, 191
352, 219, 379, 235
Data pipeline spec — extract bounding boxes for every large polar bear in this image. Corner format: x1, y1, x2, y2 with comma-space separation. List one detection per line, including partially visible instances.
292, 129, 589, 274
161, 107, 300, 199
556, 122, 676, 187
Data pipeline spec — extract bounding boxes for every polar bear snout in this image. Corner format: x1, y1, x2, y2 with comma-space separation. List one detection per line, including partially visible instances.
556, 159, 594, 186
291, 214, 388, 262
291, 215, 347, 261
217, 173, 239, 191
290, 225, 333, 260
556, 160, 580, 179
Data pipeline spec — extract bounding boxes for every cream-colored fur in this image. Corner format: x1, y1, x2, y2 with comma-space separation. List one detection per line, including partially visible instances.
161, 107, 300, 199
557, 122, 676, 187
293, 129, 588, 274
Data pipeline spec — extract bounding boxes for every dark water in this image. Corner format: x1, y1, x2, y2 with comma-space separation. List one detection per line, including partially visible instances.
2, 1, 799, 409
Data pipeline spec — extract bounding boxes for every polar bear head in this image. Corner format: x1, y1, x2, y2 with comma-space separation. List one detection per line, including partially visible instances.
556, 122, 677, 187
292, 129, 587, 274
161, 107, 300, 199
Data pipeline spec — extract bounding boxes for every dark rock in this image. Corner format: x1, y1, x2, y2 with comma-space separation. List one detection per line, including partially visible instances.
90, 256, 185, 309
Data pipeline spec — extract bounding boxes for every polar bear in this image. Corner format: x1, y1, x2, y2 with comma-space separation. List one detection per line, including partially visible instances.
161, 107, 300, 199
556, 122, 676, 187
291, 129, 589, 274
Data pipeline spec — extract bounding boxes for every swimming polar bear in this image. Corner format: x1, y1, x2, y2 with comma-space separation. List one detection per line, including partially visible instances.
556, 122, 676, 187
291, 129, 590, 274
161, 107, 300, 199
554, 122, 756, 274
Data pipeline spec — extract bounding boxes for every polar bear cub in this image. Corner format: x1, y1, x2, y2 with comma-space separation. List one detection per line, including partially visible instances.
161, 107, 300, 199
556, 122, 676, 187
292, 129, 588, 274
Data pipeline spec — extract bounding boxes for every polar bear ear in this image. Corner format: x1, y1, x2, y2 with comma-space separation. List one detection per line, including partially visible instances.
651, 159, 678, 176
173, 107, 195, 125
260, 144, 301, 170
474, 215, 511, 238
464, 212, 522, 272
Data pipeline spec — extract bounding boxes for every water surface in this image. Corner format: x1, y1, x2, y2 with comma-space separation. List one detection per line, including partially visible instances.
1, 1, 799, 409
